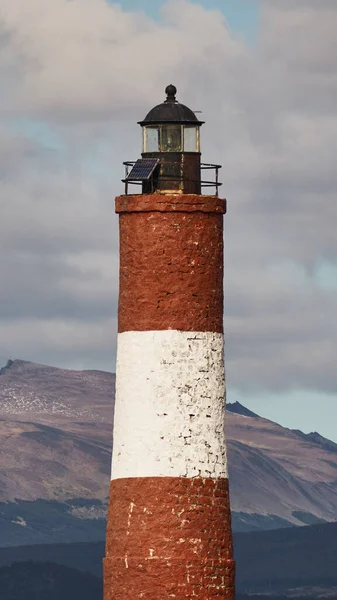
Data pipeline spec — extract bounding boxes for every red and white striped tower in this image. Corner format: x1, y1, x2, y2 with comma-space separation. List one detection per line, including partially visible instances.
104, 85, 235, 600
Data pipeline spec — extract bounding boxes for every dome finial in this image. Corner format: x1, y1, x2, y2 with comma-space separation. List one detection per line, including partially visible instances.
165, 84, 177, 103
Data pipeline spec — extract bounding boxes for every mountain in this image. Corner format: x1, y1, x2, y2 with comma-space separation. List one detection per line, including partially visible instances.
1, 521, 337, 597
227, 401, 259, 418
0, 359, 113, 545
1, 358, 337, 544
0, 416, 111, 503
293, 429, 337, 455
227, 409, 337, 531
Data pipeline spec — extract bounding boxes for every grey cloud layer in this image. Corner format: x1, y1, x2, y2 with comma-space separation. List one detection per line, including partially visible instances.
0, 0, 336, 393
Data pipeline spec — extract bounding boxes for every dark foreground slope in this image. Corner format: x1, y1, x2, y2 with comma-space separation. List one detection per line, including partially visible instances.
1, 521, 337, 596
0, 561, 102, 600
0, 541, 105, 578
2, 562, 331, 600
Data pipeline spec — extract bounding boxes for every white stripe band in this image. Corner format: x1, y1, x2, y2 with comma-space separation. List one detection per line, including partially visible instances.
111, 330, 228, 480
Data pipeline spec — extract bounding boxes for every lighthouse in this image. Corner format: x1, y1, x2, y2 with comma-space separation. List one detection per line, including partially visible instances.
104, 85, 235, 600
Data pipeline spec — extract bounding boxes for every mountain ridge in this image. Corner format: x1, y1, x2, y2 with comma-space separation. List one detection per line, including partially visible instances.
227, 401, 260, 419
0, 358, 337, 542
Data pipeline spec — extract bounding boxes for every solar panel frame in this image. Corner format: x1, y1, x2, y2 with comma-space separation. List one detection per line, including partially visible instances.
126, 158, 159, 181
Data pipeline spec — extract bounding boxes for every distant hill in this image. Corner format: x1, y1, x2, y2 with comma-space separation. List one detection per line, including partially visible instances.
0, 541, 105, 579
0, 561, 102, 600
1, 561, 333, 600
235, 520, 337, 596
0, 498, 107, 547
1, 521, 337, 597
1, 359, 337, 544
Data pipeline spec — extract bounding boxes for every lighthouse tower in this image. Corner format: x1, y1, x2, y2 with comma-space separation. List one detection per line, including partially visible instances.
104, 85, 235, 600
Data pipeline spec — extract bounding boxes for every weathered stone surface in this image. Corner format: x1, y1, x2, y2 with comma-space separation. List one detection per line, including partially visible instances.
104, 477, 235, 600
117, 205, 224, 334
112, 331, 227, 480
105, 193, 234, 600
104, 557, 235, 600
115, 194, 226, 214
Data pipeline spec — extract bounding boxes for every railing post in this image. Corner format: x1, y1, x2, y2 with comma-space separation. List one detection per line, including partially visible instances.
125, 165, 128, 195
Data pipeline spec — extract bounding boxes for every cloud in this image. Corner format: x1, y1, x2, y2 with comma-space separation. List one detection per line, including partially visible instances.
226, 262, 337, 393
0, 0, 336, 396
0, 0, 241, 121
0, 133, 38, 174
0, 317, 117, 372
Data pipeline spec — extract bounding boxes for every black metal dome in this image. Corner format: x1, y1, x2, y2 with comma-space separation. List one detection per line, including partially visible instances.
138, 85, 204, 126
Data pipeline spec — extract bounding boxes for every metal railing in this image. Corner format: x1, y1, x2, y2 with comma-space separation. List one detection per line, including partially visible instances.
122, 161, 222, 196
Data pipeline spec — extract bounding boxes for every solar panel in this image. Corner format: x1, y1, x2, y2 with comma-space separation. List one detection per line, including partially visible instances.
126, 158, 159, 181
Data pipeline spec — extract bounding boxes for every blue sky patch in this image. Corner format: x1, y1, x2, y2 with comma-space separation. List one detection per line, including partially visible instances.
10, 118, 64, 151
110, 0, 259, 43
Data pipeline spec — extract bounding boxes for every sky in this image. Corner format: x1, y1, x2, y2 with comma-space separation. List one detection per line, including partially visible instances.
1, 0, 337, 441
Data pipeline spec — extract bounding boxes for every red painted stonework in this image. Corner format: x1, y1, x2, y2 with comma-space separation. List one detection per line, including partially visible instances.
117, 194, 224, 334
104, 477, 235, 600
116, 194, 226, 215
104, 188, 235, 599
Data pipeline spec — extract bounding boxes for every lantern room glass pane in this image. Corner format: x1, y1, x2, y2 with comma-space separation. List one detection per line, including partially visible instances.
184, 126, 198, 152
161, 125, 182, 152
145, 127, 159, 152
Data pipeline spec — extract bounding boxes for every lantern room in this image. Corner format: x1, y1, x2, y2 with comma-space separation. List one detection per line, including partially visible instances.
123, 85, 221, 196
140, 84, 202, 155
